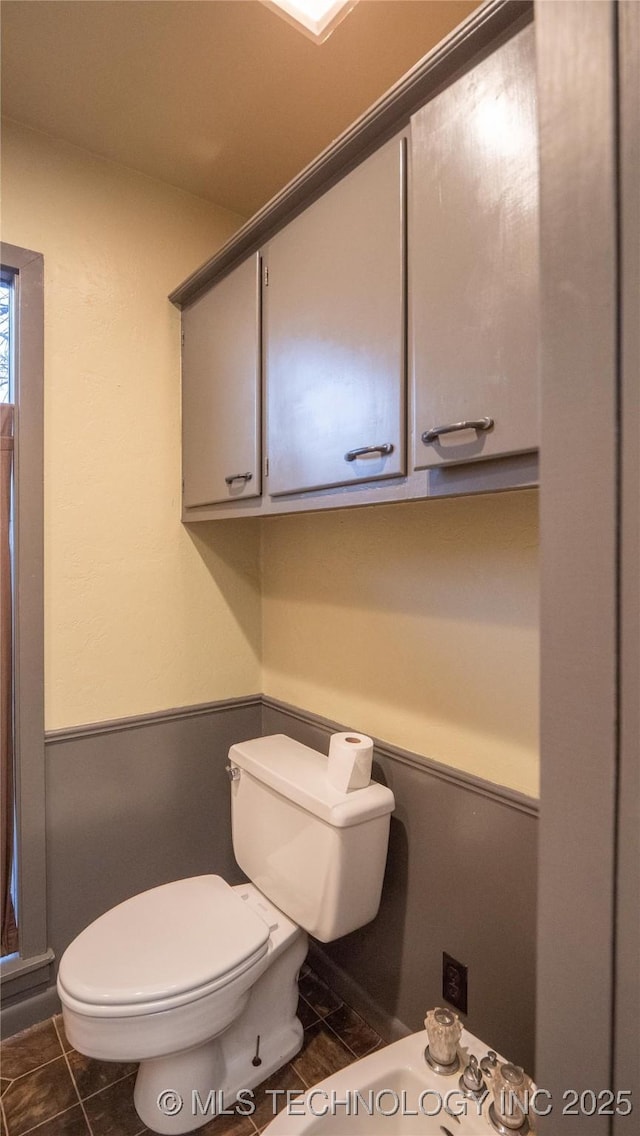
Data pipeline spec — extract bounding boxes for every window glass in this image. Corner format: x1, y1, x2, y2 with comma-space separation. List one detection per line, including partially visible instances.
0, 280, 11, 403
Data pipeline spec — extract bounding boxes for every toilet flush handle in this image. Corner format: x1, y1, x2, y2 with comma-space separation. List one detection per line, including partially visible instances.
225, 764, 241, 781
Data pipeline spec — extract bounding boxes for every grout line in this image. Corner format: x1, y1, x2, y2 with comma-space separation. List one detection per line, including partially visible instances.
304, 1005, 358, 1060
51, 1016, 139, 1111
298, 994, 321, 1027
310, 980, 384, 1053
293, 1065, 311, 1089
323, 1006, 384, 1061
11, 1101, 85, 1136
299, 971, 345, 1022
79, 1102, 94, 1136
358, 1038, 384, 1058
0, 1049, 65, 1086
51, 1014, 68, 1057
2, 976, 383, 1136
299, 998, 384, 1067
58, 1032, 94, 1136
54, 1014, 101, 1136
74, 1069, 137, 1105
319, 1016, 359, 1060
299, 1000, 343, 1022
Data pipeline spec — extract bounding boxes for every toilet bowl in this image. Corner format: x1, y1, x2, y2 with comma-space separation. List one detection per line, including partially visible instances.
59, 877, 307, 1133
58, 734, 395, 1135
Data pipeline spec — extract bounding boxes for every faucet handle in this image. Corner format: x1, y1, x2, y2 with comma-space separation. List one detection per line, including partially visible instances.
465, 1054, 483, 1087
480, 1050, 498, 1077
491, 1062, 533, 1131
459, 1053, 486, 1099
424, 1007, 461, 1074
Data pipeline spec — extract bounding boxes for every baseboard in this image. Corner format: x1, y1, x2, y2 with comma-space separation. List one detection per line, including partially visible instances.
307, 942, 411, 1045
1, 984, 61, 1037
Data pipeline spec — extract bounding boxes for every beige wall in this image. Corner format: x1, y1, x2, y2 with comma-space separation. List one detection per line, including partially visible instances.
261, 492, 539, 797
2, 121, 539, 795
1, 120, 261, 730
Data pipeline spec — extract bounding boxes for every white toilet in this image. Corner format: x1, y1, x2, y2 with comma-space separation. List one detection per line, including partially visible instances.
57, 734, 395, 1135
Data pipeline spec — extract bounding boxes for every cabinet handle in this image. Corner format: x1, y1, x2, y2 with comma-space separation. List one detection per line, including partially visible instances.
344, 444, 394, 462
421, 417, 494, 444
224, 472, 253, 486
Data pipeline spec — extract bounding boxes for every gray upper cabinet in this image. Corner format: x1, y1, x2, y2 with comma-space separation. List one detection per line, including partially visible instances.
264, 135, 406, 496
175, 8, 540, 520
182, 254, 261, 508
411, 24, 539, 472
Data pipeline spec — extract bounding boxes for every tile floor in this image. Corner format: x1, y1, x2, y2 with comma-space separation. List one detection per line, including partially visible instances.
0, 965, 384, 1136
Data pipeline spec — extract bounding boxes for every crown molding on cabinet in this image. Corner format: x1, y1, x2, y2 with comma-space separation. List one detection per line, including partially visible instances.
169, 0, 533, 310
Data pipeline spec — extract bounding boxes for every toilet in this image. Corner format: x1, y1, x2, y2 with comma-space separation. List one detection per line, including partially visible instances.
57, 734, 395, 1135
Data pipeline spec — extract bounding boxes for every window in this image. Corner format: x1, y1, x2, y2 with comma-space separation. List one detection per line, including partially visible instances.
0, 279, 11, 403
0, 244, 51, 1003
1, 272, 17, 959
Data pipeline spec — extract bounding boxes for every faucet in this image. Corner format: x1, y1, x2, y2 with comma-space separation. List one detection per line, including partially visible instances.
424, 1007, 462, 1074
458, 1053, 487, 1101
488, 1062, 532, 1135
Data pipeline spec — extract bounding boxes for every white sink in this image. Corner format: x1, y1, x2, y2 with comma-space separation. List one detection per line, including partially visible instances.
263, 1028, 528, 1136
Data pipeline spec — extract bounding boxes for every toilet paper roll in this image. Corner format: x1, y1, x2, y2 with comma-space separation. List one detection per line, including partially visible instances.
327, 732, 373, 793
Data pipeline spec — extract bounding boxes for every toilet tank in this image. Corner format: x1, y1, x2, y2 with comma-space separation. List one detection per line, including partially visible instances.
228, 734, 395, 942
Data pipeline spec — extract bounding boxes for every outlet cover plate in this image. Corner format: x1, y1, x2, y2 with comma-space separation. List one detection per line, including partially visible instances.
442, 951, 468, 1015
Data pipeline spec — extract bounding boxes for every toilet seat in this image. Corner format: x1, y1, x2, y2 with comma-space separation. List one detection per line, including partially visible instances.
57, 876, 270, 1016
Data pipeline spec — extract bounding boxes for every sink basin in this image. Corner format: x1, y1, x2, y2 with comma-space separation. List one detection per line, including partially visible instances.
301, 1064, 465, 1134
263, 1028, 522, 1135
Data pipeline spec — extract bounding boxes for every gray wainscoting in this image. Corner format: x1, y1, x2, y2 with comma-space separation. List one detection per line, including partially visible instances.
4, 693, 538, 1077
262, 697, 538, 1075
1, 697, 261, 1035
44, 698, 262, 961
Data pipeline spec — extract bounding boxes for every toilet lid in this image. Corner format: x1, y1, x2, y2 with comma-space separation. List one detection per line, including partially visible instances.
58, 876, 270, 1007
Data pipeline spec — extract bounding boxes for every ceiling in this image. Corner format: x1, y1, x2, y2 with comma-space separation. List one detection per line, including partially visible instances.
1, 0, 479, 218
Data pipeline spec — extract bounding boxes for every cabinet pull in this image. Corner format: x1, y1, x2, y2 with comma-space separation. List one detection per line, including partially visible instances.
421, 417, 494, 444
224, 472, 253, 486
344, 444, 394, 462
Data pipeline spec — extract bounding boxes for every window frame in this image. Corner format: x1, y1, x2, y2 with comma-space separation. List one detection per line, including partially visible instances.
0, 243, 51, 995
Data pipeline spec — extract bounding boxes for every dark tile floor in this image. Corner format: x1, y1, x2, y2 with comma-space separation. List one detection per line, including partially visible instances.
0, 965, 383, 1136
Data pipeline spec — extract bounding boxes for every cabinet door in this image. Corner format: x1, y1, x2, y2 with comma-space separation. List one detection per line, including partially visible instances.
182, 255, 261, 507
411, 25, 539, 471
265, 136, 406, 496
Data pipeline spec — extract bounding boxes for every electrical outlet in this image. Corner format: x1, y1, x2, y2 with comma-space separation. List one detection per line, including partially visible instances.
442, 952, 468, 1014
